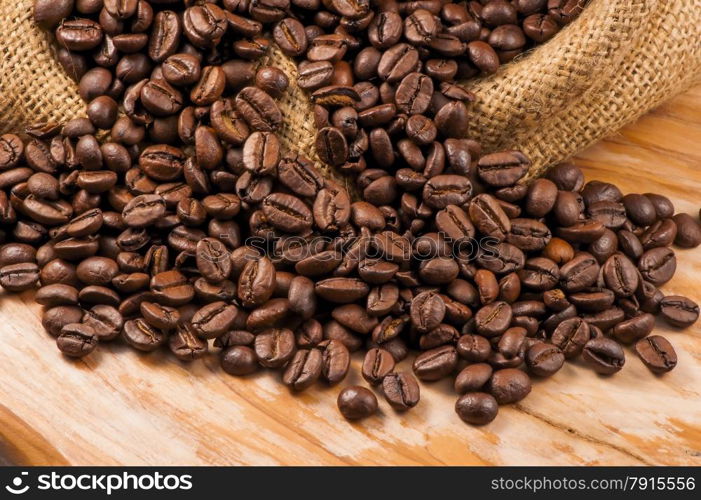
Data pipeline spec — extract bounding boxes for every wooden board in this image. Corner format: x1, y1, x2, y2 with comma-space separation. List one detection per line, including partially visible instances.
1, 86, 701, 467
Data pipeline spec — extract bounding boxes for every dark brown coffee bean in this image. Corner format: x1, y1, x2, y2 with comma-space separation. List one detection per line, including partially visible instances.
191, 301, 238, 339
123, 317, 166, 352
140, 301, 180, 331
221, 346, 258, 376
559, 252, 599, 292
168, 322, 208, 361
582, 337, 625, 375
282, 348, 323, 391
411, 292, 445, 333
423, 174, 472, 209
635, 335, 677, 374
236, 86, 282, 132
337, 385, 377, 420
639, 219, 677, 250
0, 262, 43, 292
150, 270, 194, 306
238, 257, 276, 308
551, 317, 589, 358
638, 247, 676, 286
362, 348, 395, 385
254, 328, 296, 368
526, 342, 565, 377
488, 368, 531, 404
413, 345, 458, 381
455, 392, 498, 425
382, 372, 420, 411
196, 237, 231, 283
57, 323, 98, 357
56, 18, 103, 51
263, 193, 313, 233
611, 313, 655, 344
602, 253, 639, 297
315, 127, 349, 166
659, 295, 699, 328
672, 213, 701, 248
454, 363, 493, 395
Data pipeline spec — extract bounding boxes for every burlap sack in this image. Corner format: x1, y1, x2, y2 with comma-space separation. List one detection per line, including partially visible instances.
1, 0, 700, 180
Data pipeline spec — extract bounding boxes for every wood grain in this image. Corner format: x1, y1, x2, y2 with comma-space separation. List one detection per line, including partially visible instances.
1, 86, 700, 466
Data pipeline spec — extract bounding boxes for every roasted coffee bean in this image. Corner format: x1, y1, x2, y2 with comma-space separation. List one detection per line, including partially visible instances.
150, 270, 194, 306
319, 339, 350, 384
254, 328, 296, 368
238, 257, 276, 308
477, 151, 529, 187
582, 337, 625, 375
282, 348, 323, 391
123, 317, 166, 352
455, 392, 498, 425
454, 363, 493, 395
0, 262, 40, 291
550, 317, 589, 358
262, 193, 313, 233
35, 283, 79, 306
508, 218, 551, 251
474, 301, 512, 337
456, 333, 491, 362
140, 301, 180, 331
469, 194, 511, 240
57, 323, 98, 358
526, 342, 565, 377
413, 345, 458, 381
191, 301, 238, 339
411, 292, 445, 333
640, 219, 677, 250
362, 348, 395, 385
638, 247, 676, 286
236, 87, 282, 131
611, 313, 655, 344
602, 253, 639, 297
169, 322, 208, 361
382, 372, 420, 411
337, 385, 378, 420
221, 346, 259, 376
488, 368, 531, 404
659, 295, 699, 328
559, 252, 599, 292
672, 213, 701, 248
635, 335, 677, 374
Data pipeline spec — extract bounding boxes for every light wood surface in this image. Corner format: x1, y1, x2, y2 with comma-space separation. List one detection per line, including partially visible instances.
1, 86, 700, 467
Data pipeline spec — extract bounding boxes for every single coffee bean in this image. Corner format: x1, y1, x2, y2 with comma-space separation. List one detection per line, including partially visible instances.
634, 335, 677, 374
659, 295, 699, 328
221, 346, 259, 376
282, 348, 323, 391
602, 253, 639, 297
611, 313, 655, 344
57, 323, 98, 358
488, 368, 531, 404
123, 317, 166, 352
455, 392, 498, 425
582, 337, 625, 375
382, 372, 420, 411
672, 213, 701, 248
526, 342, 565, 377
413, 345, 458, 381
254, 328, 296, 368
169, 322, 208, 361
550, 317, 589, 358
454, 363, 493, 394
362, 348, 395, 385
0, 262, 40, 291
638, 247, 676, 286
337, 385, 378, 420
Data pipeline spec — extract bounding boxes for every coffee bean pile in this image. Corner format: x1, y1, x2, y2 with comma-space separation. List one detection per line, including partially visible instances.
0, 0, 693, 425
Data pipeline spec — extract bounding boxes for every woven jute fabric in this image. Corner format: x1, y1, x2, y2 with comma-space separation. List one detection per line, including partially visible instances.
1, 0, 700, 180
